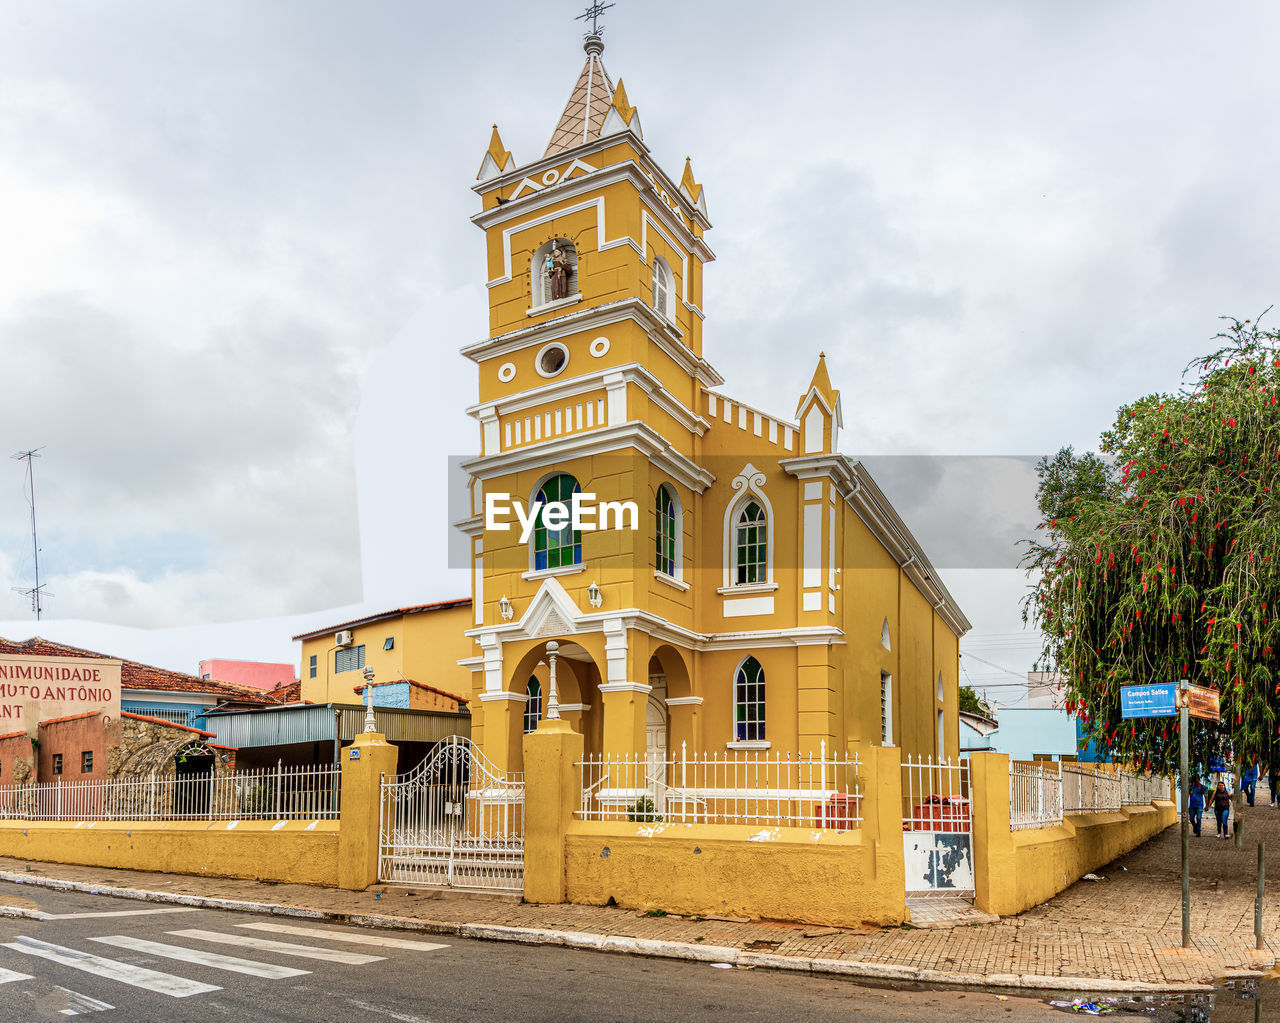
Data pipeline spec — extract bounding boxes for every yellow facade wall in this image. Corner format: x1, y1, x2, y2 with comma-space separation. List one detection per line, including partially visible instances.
0, 820, 339, 887
300, 603, 475, 706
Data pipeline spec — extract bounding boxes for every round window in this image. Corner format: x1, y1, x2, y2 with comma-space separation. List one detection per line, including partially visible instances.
536, 343, 569, 378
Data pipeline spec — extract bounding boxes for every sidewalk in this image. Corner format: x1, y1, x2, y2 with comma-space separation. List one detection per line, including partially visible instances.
0, 801, 1276, 994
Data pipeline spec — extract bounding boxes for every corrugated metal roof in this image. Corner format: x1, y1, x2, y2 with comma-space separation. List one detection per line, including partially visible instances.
202, 703, 469, 748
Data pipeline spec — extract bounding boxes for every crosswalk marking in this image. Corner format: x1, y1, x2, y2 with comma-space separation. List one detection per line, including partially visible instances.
168, 929, 385, 965
42, 908, 202, 921
89, 934, 311, 980
51, 986, 114, 1016
0, 966, 33, 984
237, 922, 449, 952
3, 936, 221, 998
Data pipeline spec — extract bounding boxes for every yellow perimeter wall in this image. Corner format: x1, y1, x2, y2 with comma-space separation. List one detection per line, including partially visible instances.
970, 752, 1177, 917
0, 820, 339, 888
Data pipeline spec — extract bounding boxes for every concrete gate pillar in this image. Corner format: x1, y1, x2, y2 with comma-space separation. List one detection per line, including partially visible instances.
337, 730, 399, 891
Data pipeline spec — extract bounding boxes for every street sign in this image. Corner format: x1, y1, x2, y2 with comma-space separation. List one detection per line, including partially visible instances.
1120, 683, 1178, 719
1181, 684, 1221, 723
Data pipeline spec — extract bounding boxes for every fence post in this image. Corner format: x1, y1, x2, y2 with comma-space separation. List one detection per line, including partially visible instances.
522, 718, 583, 905
337, 730, 399, 891
969, 751, 1014, 917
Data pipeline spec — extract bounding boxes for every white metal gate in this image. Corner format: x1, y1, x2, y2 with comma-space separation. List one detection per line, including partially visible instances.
901, 755, 975, 896
378, 736, 524, 892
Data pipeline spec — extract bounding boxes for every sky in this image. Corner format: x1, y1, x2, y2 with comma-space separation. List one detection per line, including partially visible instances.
2, 1, 1278, 708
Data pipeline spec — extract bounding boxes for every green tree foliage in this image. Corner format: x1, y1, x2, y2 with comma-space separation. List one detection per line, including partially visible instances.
1024, 316, 1280, 772
958, 685, 991, 717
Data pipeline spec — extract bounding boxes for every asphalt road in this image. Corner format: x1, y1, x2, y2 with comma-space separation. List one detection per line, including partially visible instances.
0, 880, 1094, 1022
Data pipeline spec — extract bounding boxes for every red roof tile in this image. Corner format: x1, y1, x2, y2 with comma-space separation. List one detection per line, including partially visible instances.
291, 598, 471, 641
0, 638, 282, 705
0, 730, 28, 742
38, 711, 102, 727
120, 712, 215, 737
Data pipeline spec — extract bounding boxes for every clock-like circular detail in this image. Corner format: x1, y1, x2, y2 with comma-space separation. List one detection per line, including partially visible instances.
498, 362, 517, 383
589, 336, 610, 358
535, 342, 570, 378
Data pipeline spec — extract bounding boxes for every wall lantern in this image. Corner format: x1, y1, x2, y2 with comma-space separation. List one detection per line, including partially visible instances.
499, 595, 514, 621
587, 581, 602, 609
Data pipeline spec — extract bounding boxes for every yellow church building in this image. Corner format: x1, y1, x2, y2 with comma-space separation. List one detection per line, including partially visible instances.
448, 30, 971, 776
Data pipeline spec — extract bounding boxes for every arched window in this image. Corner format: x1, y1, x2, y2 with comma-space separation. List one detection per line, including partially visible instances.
655, 484, 680, 578
734, 657, 766, 742
524, 678, 542, 733
733, 501, 767, 585
532, 473, 582, 570
652, 257, 674, 320
531, 238, 578, 307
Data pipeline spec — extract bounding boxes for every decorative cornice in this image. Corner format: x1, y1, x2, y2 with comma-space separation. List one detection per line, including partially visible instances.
461, 297, 725, 389
465, 362, 708, 438
460, 421, 716, 495
472, 138, 713, 235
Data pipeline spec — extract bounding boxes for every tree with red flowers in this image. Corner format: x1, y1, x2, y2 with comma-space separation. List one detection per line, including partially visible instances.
1024, 315, 1280, 773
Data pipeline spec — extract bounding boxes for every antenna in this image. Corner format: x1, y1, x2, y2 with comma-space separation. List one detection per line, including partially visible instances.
11, 448, 51, 619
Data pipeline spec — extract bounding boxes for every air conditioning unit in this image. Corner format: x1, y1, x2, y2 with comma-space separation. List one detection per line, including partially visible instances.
335, 630, 354, 647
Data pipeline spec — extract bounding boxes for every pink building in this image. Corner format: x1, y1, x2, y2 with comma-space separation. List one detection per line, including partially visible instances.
198, 659, 297, 690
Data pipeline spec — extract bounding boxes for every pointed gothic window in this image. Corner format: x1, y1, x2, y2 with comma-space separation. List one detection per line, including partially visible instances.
524, 678, 542, 733
652, 257, 674, 321
532, 473, 582, 570
531, 238, 578, 308
656, 484, 680, 578
734, 657, 766, 741
733, 501, 767, 585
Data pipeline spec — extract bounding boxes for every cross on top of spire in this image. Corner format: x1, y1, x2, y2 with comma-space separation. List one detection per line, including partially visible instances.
576, 2, 615, 38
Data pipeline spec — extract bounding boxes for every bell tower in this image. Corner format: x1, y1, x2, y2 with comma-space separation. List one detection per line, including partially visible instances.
458, 19, 723, 764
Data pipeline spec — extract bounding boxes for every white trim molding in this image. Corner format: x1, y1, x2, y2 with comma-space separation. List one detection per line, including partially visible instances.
721, 463, 775, 590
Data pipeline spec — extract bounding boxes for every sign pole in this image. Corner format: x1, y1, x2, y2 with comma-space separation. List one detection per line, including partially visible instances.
1180, 678, 1191, 950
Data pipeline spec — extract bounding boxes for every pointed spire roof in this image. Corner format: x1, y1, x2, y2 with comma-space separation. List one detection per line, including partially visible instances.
796, 352, 841, 418
476, 125, 515, 182
544, 35, 616, 157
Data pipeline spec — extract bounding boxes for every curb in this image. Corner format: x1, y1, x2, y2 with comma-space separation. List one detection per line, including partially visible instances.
0, 870, 1222, 998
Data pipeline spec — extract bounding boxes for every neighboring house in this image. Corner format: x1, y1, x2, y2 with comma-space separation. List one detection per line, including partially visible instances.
1026, 671, 1068, 709
983, 707, 1080, 762
959, 710, 998, 753
293, 600, 475, 706
352, 679, 468, 714
0, 638, 268, 785
197, 659, 297, 690
448, 36, 971, 774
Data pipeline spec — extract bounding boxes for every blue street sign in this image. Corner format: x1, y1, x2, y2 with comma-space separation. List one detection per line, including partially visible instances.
1120, 682, 1179, 719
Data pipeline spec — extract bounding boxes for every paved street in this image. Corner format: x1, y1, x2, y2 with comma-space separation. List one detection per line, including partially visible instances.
3, 800, 1274, 989
0, 881, 1076, 1022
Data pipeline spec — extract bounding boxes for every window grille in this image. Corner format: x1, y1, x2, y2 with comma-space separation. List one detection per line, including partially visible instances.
881, 672, 893, 745
533, 474, 582, 570
524, 679, 542, 733
335, 645, 366, 674
656, 485, 677, 577
82, 751, 93, 773
734, 657, 766, 742
52, 754, 63, 776
734, 501, 767, 584
652, 258, 673, 320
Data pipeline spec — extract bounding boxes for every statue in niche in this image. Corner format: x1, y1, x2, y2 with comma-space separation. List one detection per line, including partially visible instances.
545, 245, 570, 301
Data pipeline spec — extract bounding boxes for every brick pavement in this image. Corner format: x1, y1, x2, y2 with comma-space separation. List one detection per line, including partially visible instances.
0, 797, 1277, 988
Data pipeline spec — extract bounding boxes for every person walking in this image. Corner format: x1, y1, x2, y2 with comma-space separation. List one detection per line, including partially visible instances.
1242, 762, 1258, 806
1188, 777, 1207, 837
1268, 761, 1278, 807
1213, 779, 1232, 838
